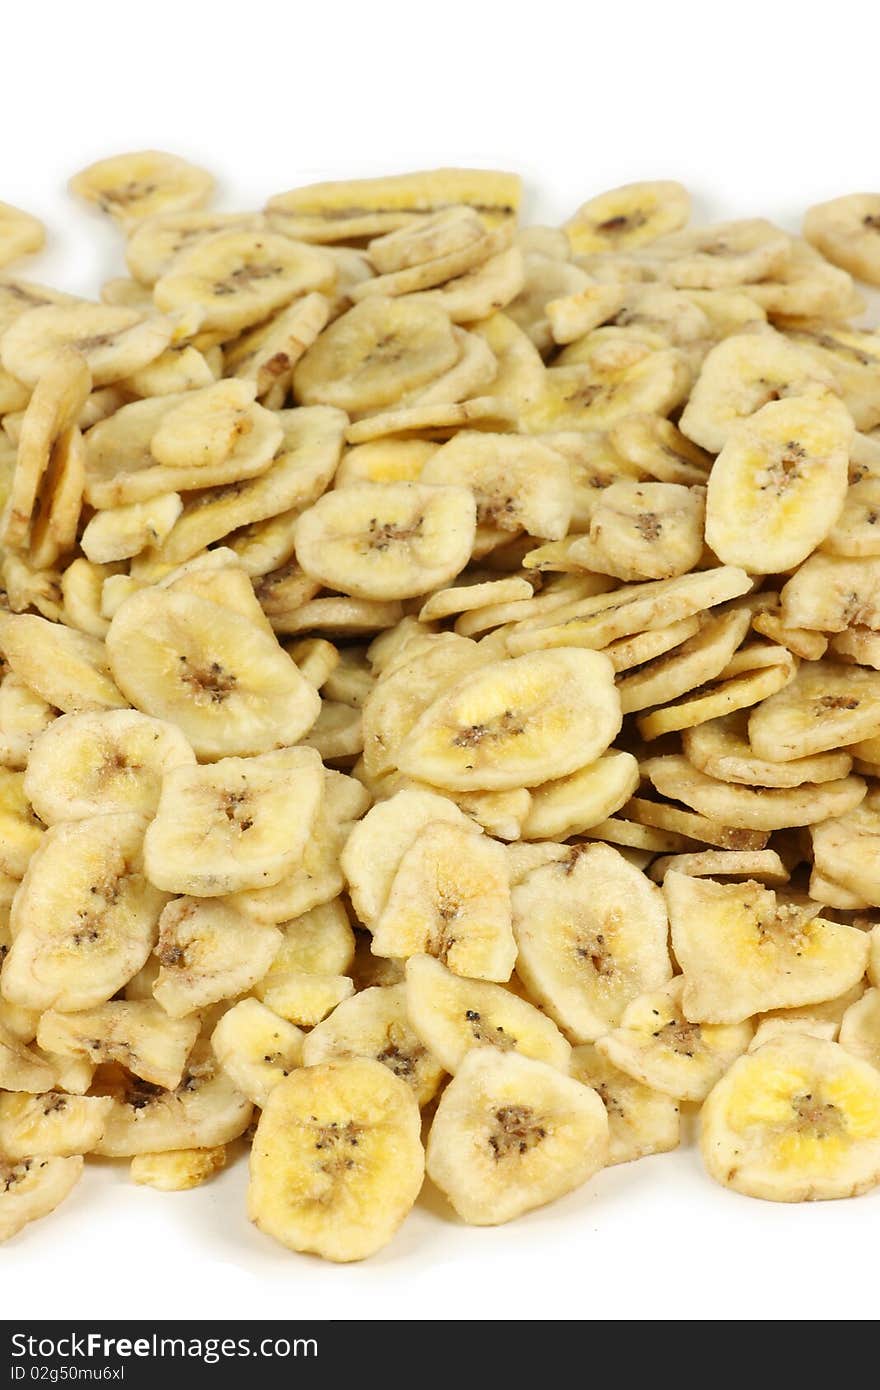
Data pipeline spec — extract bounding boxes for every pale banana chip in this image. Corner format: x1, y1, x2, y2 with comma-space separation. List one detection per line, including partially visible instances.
37, 1002, 198, 1090
803, 193, 880, 286
0, 613, 125, 712
649, 848, 790, 885
521, 749, 639, 840
0, 674, 55, 769
253, 899, 355, 1027
130, 1146, 227, 1192
643, 753, 866, 831
1, 812, 166, 1012
665, 871, 869, 1024
248, 1058, 423, 1262
371, 820, 515, 981
152, 897, 282, 1017
682, 711, 852, 787
811, 789, 880, 906
302, 982, 444, 1106
597, 976, 753, 1102
569, 1042, 680, 1166
426, 1048, 608, 1225
421, 431, 573, 540
69, 150, 214, 228
749, 661, 880, 761
700, 1035, 880, 1201
2, 305, 173, 390
0, 1155, 83, 1244
565, 181, 690, 256
512, 842, 671, 1042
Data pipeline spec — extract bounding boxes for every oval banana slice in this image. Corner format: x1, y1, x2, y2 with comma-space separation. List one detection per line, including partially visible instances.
570, 1043, 680, 1166
700, 1035, 880, 1201
421, 431, 573, 541
93, 1043, 252, 1157
706, 395, 852, 573
803, 193, 880, 287
105, 586, 321, 759
211, 998, 304, 1109
405, 953, 570, 1075
426, 1048, 608, 1225
0, 613, 125, 713
371, 820, 515, 981
69, 150, 214, 228
130, 1147, 227, 1192
36, 1001, 198, 1090
0, 1154, 83, 1244
397, 648, 620, 792
24, 709, 195, 823
749, 661, 880, 761
564, 180, 690, 256
512, 842, 672, 1042
1, 813, 166, 1012
596, 977, 753, 1102
154, 231, 335, 335
2, 305, 174, 390
522, 749, 639, 840
144, 746, 323, 896
811, 789, 880, 906
664, 871, 869, 1024
643, 752, 866, 831
248, 1058, 424, 1262
302, 981, 444, 1105
153, 898, 282, 1017
682, 712, 852, 787
294, 481, 476, 601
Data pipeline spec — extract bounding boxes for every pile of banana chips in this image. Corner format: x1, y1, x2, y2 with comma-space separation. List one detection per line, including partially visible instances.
0, 154, 879, 1260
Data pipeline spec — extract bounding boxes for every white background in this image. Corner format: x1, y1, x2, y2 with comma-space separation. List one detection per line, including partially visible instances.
3, 0, 879, 1322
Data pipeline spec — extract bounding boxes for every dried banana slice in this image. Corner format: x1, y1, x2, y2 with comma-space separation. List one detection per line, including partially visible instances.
144, 746, 323, 896
149, 378, 259, 469
512, 842, 671, 1042
1, 812, 166, 1012
528, 349, 689, 435
81, 493, 183, 564
418, 575, 532, 622
751, 606, 828, 661
267, 167, 521, 241
405, 953, 570, 1075
302, 982, 444, 1105
521, 749, 639, 840
293, 482, 475, 601
368, 206, 489, 275
682, 711, 852, 787
229, 770, 367, 927
248, 1058, 423, 1262
596, 977, 753, 1102
211, 999, 304, 1108
336, 438, 439, 489
93, 1043, 252, 1157
821, 478, 880, 558
546, 281, 628, 344
421, 432, 573, 540
397, 648, 620, 792
647, 219, 791, 289
253, 900, 355, 1027
1, 552, 63, 620
618, 793, 768, 851
781, 552, 880, 634
24, 709, 194, 823
749, 661, 880, 761
106, 586, 321, 759
811, 790, 880, 906
0, 614, 125, 712
569, 1043, 680, 1166
0, 767, 42, 876
2, 305, 173, 389
664, 871, 869, 1024
153, 898, 282, 1017
609, 414, 711, 486
27, 425, 86, 571
426, 1048, 608, 1225
0, 1155, 83, 1244
470, 311, 545, 420
295, 295, 458, 412
644, 754, 865, 831
746, 238, 860, 321
1, 347, 91, 549
69, 150, 214, 228
649, 848, 790, 885
355, 222, 508, 301
0, 202, 45, 268
506, 252, 590, 351
342, 787, 469, 927
788, 326, 880, 432
700, 1035, 880, 1201
130, 1147, 227, 1191
37, 1002, 197, 1090
0, 675, 55, 770
371, 820, 515, 981
403, 246, 524, 324
679, 330, 836, 454
564, 181, 690, 256
839, 988, 880, 1071
154, 231, 334, 335
706, 394, 852, 572
803, 193, 880, 286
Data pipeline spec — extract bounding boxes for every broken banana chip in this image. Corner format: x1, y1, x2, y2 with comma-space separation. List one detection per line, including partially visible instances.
2, 155, 880, 1261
